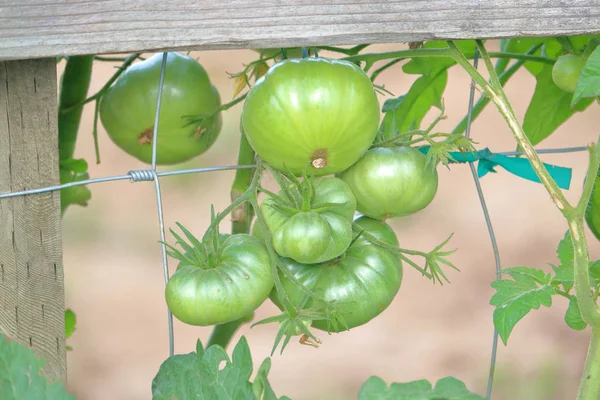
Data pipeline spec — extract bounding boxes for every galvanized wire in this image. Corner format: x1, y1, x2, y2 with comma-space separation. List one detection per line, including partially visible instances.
150, 52, 175, 357
0, 50, 592, 391
463, 49, 501, 399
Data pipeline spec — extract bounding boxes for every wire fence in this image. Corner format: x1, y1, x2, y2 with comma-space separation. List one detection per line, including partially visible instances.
0, 49, 591, 399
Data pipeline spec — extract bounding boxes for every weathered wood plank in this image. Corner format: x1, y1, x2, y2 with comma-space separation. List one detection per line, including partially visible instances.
0, 59, 65, 382
1, 0, 600, 60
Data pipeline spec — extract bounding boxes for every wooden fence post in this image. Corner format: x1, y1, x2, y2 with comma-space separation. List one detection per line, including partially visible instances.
0, 59, 66, 382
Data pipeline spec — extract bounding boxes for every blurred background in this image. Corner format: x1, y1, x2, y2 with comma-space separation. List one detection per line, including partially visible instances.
59, 41, 600, 400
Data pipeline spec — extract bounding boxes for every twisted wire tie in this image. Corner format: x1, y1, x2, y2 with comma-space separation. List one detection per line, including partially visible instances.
128, 169, 156, 182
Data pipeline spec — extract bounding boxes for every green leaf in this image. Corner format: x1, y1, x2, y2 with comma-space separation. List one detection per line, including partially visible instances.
501, 38, 561, 76
59, 158, 88, 174
490, 267, 556, 345
152, 336, 287, 400
357, 376, 484, 400
522, 65, 593, 146
378, 66, 446, 141
550, 231, 599, 292
377, 41, 475, 141
252, 358, 291, 400
64, 309, 76, 340
565, 296, 587, 331
59, 167, 91, 215
572, 46, 600, 106
0, 335, 75, 400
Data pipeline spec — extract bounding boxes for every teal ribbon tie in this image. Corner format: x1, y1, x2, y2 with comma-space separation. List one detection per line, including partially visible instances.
418, 147, 572, 190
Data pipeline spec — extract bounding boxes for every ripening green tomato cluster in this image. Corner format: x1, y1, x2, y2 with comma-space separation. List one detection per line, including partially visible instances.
237, 57, 440, 332
241, 56, 439, 220
161, 55, 441, 333
99, 52, 222, 165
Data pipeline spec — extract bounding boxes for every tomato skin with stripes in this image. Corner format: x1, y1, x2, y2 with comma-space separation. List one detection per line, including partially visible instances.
241, 57, 380, 176
267, 216, 403, 332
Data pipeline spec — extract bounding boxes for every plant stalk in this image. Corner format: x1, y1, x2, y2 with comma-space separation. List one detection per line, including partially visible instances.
231, 130, 256, 235
449, 39, 600, 400
577, 329, 600, 400
58, 56, 94, 161
205, 127, 256, 350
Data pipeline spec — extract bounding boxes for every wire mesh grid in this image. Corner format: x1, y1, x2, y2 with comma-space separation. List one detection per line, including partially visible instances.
0, 49, 591, 399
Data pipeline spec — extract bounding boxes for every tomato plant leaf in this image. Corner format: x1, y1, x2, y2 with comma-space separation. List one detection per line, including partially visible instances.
378, 41, 477, 142
379, 70, 447, 140
501, 38, 561, 76
565, 296, 587, 331
550, 231, 600, 293
572, 46, 600, 106
152, 336, 287, 400
65, 309, 76, 339
522, 65, 593, 146
357, 375, 484, 399
232, 336, 253, 382
253, 358, 291, 400
0, 335, 75, 400
490, 267, 556, 345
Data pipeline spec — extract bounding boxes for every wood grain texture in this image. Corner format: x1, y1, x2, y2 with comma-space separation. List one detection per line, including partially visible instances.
1, 0, 600, 60
0, 59, 66, 382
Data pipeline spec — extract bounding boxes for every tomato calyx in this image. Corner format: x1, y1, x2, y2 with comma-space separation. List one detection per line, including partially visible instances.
163, 222, 227, 270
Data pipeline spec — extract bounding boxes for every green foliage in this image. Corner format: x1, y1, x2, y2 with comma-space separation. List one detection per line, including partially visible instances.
151, 336, 289, 400
59, 158, 91, 215
565, 296, 587, 331
491, 231, 600, 344
357, 376, 484, 400
64, 308, 77, 351
0, 335, 75, 400
522, 64, 593, 146
573, 46, 600, 106
379, 41, 476, 139
490, 267, 556, 345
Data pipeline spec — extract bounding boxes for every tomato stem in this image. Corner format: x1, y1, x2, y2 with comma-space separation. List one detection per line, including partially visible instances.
58, 56, 94, 161
577, 329, 600, 400
451, 43, 544, 135
60, 54, 140, 115
231, 129, 256, 235
343, 48, 555, 69
204, 129, 258, 350
450, 39, 600, 400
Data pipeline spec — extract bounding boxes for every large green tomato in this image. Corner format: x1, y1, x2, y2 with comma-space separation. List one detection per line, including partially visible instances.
241, 58, 381, 176
165, 234, 273, 326
261, 177, 357, 264
552, 54, 585, 93
269, 216, 403, 332
99, 52, 222, 165
340, 146, 438, 220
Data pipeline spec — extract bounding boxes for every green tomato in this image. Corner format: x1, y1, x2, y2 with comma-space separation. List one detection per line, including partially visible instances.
269, 216, 403, 332
99, 52, 222, 165
261, 177, 357, 264
552, 54, 585, 93
339, 146, 438, 219
241, 57, 380, 176
586, 168, 600, 241
165, 234, 273, 326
